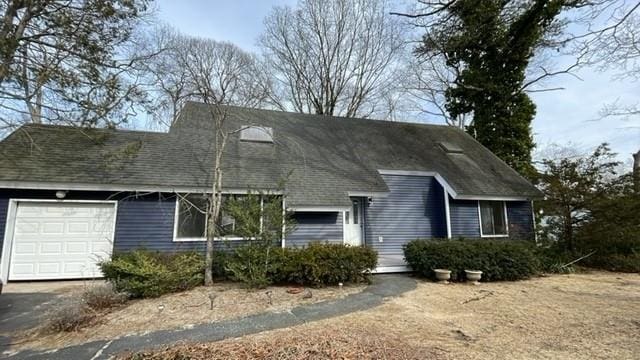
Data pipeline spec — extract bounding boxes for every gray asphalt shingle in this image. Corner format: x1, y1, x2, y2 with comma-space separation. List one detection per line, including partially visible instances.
0, 102, 541, 207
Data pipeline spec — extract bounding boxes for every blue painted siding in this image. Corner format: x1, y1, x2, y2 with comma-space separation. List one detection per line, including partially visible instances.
0, 197, 8, 258
450, 198, 535, 240
286, 212, 343, 247
449, 199, 481, 238
365, 175, 447, 258
507, 201, 534, 240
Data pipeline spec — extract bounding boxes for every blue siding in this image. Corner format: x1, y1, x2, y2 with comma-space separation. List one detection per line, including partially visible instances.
286, 212, 343, 247
365, 175, 446, 257
449, 199, 481, 238
114, 196, 250, 253
450, 198, 535, 240
0, 197, 7, 259
507, 201, 535, 240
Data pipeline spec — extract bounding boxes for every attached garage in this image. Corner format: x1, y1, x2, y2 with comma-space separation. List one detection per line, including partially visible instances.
1, 200, 116, 281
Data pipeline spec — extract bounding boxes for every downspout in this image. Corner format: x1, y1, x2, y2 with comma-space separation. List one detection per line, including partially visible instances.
444, 188, 452, 239
633, 150, 640, 194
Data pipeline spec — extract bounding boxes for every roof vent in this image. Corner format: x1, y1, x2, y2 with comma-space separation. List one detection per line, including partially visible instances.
240, 126, 274, 143
438, 141, 464, 154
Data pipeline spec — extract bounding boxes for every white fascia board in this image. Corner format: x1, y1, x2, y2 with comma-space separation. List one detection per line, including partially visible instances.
455, 195, 530, 201
289, 206, 350, 212
0, 181, 281, 195
347, 191, 389, 198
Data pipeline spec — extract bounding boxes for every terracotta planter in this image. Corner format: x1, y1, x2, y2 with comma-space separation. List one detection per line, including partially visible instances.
465, 270, 483, 285
434, 269, 451, 283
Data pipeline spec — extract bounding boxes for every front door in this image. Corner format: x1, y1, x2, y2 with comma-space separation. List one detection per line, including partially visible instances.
345, 199, 363, 246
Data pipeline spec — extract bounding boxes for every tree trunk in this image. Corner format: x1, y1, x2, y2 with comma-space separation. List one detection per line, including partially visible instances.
633, 150, 640, 194
563, 208, 573, 252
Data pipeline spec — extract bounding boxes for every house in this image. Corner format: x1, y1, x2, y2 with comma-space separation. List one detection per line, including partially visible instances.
0, 102, 541, 281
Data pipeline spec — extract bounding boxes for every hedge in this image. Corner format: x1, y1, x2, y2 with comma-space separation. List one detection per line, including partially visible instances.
403, 239, 539, 281
100, 250, 205, 298
225, 242, 378, 288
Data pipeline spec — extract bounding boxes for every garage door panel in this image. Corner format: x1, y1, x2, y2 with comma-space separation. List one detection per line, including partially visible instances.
40, 242, 63, 254
42, 222, 65, 234
15, 221, 39, 234
68, 221, 91, 234
9, 202, 116, 280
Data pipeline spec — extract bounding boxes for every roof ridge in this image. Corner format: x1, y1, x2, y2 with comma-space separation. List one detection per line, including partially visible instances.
181, 101, 453, 131
20, 123, 167, 136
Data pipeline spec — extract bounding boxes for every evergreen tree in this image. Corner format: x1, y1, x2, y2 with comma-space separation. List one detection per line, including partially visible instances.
416, 0, 575, 177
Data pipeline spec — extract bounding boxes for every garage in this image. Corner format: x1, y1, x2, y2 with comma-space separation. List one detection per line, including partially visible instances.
6, 201, 116, 281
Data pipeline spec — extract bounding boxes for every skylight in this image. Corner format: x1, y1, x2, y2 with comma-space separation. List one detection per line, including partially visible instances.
240, 126, 274, 143
438, 141, 464, 154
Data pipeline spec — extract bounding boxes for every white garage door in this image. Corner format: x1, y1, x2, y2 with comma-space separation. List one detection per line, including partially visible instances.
9, 202, 116, 280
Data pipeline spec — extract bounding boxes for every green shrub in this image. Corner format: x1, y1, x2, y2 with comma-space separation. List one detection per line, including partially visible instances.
225, 243, 286, 288
100, 250, 205, 298
225, 242, 378, 288
534, 245, 575, 274
282, 243, 378, 287
403, 239, 539, 281
576, 236, 640, 273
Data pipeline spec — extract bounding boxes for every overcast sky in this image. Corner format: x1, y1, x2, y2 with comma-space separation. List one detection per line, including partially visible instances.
155, 0, 639, 165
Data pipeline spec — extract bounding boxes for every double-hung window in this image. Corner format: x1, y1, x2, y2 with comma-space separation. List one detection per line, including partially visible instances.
479, 201, 508, 237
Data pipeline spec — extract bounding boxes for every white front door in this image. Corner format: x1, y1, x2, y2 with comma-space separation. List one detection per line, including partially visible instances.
344, 199, 363, 246
8, 202, 116, 280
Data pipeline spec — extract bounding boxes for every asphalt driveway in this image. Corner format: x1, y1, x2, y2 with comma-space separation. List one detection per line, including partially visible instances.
1, 275, 416, 360
0, 281, 100, 350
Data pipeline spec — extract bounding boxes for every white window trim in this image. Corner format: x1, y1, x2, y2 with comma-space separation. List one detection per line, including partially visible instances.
477, 200, 509, 238
172, 200, 246, 242
171, 196, 277, 242
1, 199, 118, 284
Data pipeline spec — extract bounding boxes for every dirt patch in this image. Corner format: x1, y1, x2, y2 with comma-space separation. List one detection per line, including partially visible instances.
122, 271, 639, 360
9, 282, 364, 351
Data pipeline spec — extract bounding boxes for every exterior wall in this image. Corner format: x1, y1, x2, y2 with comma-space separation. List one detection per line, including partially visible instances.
449, 198, 482, 238
286, 212, 343, 247
0, 197, 7, 256
449, 198, 535, 240
0, 190, 249, 265
506, 201, 535, 240
364, 175, 447, 260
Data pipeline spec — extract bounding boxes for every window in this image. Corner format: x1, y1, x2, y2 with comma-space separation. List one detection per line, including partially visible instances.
175, 195, 208, 240
479, 201, 507, 237
174, 194, 283, 241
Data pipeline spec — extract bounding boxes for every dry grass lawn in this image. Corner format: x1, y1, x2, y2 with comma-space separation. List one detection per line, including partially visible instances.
121, 271, 640, 360
12, 282, 364, 351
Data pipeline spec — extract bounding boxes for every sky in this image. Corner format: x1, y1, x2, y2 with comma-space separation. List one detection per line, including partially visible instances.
155, 0, 639, 166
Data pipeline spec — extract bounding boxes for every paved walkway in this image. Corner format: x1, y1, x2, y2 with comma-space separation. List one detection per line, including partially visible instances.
2, 275, 416, 360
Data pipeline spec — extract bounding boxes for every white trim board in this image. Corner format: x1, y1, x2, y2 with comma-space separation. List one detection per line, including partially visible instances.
477, 200, 510, 238
1, 199, 118, 283
373, 265, 412, 274
289, 206, 350, 212
0, 181, 282, 195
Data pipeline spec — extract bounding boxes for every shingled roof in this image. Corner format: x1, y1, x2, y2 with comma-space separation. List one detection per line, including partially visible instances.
0, 102, 542, 208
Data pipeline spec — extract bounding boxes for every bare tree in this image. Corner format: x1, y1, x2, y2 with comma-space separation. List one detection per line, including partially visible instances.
141, 25, 273, 128
0, 0, 153, 133
259, 0, 406, 118
568, 1, 640, 120
178, 36, 278, 285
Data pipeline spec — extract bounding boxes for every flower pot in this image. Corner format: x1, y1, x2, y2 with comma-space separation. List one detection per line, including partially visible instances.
465, 270, 483, 285
434, 269, 451, 283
